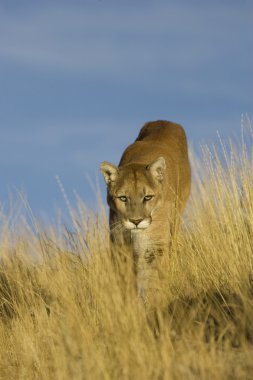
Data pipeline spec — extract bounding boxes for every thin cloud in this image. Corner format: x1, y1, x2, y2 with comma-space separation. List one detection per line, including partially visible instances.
0, 120, 134, 169
0, 2, 252, 75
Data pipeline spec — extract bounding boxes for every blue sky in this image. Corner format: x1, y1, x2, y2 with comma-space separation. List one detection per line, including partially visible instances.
0, 0, 252, 220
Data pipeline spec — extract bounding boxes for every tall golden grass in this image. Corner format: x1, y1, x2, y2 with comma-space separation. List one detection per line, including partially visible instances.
1, 127, 253, 379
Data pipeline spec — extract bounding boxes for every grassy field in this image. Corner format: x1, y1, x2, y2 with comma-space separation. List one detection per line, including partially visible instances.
1, 131, 253, 379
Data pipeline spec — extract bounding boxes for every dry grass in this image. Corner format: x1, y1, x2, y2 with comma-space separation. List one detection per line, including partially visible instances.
1, 129, 253, 379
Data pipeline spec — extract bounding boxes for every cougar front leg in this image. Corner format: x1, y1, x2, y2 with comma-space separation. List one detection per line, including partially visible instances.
110, 228, 133, 262
137, 246, 167, 307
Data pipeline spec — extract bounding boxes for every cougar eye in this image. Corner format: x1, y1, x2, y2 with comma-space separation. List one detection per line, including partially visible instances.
118, 196, 127, 202
144, 195, 154, 202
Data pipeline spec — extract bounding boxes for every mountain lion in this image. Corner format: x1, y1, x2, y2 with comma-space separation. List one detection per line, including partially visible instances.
100, 120, 191, 303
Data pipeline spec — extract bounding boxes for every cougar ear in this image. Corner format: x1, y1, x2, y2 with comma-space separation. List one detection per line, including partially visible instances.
147, 157, 166, 182
100, 162, 118, 185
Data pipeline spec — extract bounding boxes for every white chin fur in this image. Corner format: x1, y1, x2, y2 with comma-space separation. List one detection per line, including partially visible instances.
124, 219, 151, 230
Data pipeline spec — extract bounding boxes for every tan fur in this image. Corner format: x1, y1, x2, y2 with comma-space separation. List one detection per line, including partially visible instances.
100, 120, 191, 303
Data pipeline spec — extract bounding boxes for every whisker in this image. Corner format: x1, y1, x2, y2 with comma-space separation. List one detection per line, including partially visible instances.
110, 222, 122, 230
111, 223, 124, 233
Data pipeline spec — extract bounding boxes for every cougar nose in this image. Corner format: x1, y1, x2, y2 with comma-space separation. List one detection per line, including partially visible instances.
129, 218, 143, 226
